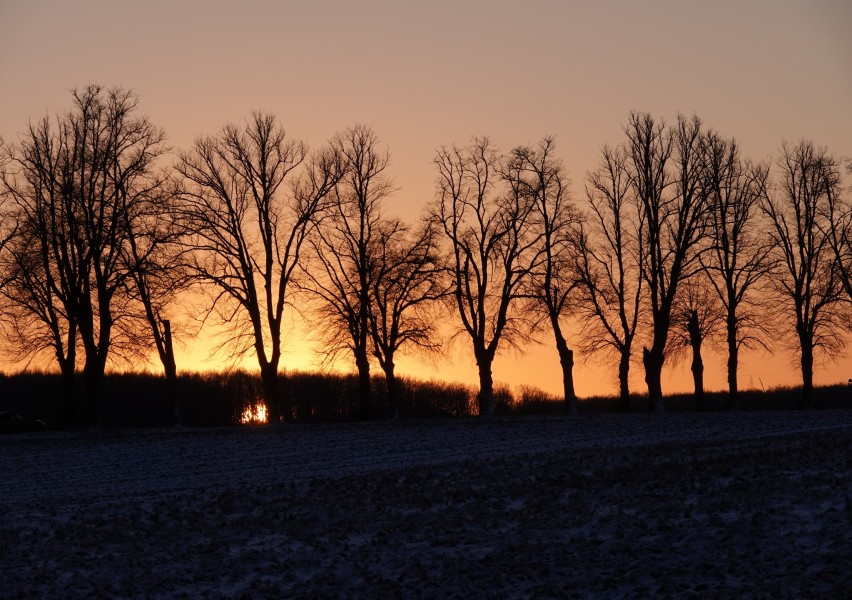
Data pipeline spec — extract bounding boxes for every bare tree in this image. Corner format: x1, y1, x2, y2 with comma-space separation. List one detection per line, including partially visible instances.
431, 137, 540, 416
576, 144, 645, 410
700, 132, 775, 409
668, 280, 722, 410
176, 112, 341, 423
506, 137, 580, 413
1, 125, 79, 425
369, 219, 447, 417
303, 125, 393, 419
628, 112, 709, 413
1, 85, 168, 426
122, 178, 192, 425
0, 203, 79, 424
762, 141, 847, 408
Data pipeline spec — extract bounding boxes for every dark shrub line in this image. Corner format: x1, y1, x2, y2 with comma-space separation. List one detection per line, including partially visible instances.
0, 370, 848, 429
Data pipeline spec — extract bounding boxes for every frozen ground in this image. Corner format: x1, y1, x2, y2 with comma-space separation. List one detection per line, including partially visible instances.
1, 411, 851, 598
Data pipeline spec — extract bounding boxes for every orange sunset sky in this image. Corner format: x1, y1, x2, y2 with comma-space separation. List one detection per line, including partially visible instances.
1, 0, 851, 398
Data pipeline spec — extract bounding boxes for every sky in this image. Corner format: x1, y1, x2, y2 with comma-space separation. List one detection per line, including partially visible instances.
1, 0, 851, 398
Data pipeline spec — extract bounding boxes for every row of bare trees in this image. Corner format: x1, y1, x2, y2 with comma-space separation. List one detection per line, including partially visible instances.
0, 88, 448, 426
1, 86, 850, 426
575, 114, 850, 412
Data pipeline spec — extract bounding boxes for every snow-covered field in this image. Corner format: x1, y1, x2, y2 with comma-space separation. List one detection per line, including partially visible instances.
1, 411, 851, 598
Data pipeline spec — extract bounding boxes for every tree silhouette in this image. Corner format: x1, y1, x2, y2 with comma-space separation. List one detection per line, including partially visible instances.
575, 144, 645, 409
122, 177, 191, 425
700, 131, 774, 409
1, 126, 79, 424
1, 228, 79, 423
304, 125, 393, 419
176, 112, 342, 423
1, 85, 168, 426
628, 113, 709, 412
668, 280, 722, 410
431, 137, 540, 416
507, 137, 581, 413
762, 141, 847, 408
369, 219, 447, 417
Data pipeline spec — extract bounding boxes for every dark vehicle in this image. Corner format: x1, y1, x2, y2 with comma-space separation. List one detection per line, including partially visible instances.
0, 411, 46, 433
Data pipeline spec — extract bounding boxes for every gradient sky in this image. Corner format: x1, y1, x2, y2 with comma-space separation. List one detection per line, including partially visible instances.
1, 0, 851, 397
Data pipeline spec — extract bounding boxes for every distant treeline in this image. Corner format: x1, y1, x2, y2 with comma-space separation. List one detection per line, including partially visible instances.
0, 370, 849, 430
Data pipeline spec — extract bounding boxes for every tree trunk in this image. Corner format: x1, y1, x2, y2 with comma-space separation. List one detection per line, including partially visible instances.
383, 361, 399, 419
59, 360, 76, 429
58, 323, 77, 429
687, 310, 705, 411
355, 348, 372, 419
83, 357, 105, 429
618, 345, 631, 412
800, 339, 814, 409
556, 342, 577, 415
643, 346, 665, 413
77, 312, 101, 428
161, 320, 181, 427
551, 320, 577, 414
475, 355, 495, 417
259, 362, 281, 424
726, 314, 739, 410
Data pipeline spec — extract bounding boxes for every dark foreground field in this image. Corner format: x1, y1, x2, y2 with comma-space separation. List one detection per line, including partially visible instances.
1, 412, 851, 598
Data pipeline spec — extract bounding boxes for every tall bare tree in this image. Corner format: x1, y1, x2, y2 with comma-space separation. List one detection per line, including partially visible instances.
176, 112, 341, 423
762, 141, 847, 408
1, 126, 79, 424
1, 85, 168, 426
628, 112, 709, 412
576, 144, 645, 410
304, 125, 393, 419
431, 137, 540, 416
0, 192, 79, 425
700, 132, 774, 409
506, 137, 580, 413
369, 219, 446, 417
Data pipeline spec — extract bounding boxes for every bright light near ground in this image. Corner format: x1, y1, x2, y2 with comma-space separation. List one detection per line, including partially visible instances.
241, 403, 268, 425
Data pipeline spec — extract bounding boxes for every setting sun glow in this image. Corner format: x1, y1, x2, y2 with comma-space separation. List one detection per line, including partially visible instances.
241, 403, 268, 426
